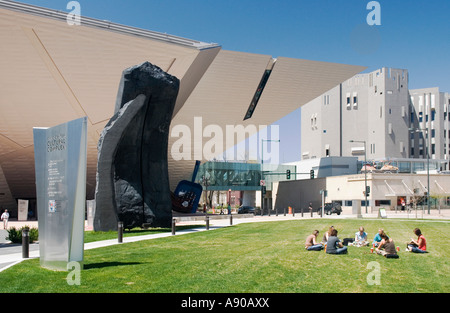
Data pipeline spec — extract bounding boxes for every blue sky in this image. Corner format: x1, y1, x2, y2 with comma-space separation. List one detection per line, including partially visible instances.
17, 0, 450, 162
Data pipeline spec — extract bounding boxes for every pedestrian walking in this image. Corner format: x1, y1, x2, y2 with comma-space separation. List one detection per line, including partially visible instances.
1, 209, 9, 229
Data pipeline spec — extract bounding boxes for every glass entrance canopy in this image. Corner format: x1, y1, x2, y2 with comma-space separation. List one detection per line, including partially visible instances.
194, 161, 296, 191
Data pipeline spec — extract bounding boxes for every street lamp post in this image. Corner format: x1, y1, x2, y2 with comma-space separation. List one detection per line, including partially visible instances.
261, 139, 280, 216
410, 127, 431, 214
202, 174, 210, 213
349, 140, 368, 214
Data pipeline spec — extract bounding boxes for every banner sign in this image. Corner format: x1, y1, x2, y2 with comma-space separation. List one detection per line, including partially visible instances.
17, 199, 29, 221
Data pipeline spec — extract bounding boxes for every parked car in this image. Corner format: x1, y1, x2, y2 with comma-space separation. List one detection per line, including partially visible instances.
238, 206, 256, 215
317, 202, 342, 215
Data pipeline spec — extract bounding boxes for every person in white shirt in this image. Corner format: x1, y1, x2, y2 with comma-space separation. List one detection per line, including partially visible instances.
1, 209, 9, 229
354, 226, 369, 247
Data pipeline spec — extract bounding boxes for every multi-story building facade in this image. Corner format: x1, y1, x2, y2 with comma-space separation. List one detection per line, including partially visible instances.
301, 67, 450, 170
409, 87, 450, 164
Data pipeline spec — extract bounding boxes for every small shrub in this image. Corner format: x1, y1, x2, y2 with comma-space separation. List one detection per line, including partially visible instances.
5, 227, 21, 243
29, 227, 39, 243
6, 226, 39, 244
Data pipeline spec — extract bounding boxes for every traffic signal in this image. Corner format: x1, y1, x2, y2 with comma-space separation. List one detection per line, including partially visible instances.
310, 169, 315, 179
286, 169, 291, 180
365, 186, 370, 196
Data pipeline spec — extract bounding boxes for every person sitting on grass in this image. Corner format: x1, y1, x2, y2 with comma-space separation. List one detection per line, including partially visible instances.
372, 228, 384, 247
326, 229, 348, 254
406, 228, 428, 253
354, 226, 369, 247
375, 232, 398, 258
305, 230, 323, 251
321, 226, 334, 244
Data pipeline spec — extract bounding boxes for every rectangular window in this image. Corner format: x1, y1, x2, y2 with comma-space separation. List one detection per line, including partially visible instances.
308, 114, 318, 130
244, 69, 272, 120
414, 162, 425, 172
375, 200, 391, 206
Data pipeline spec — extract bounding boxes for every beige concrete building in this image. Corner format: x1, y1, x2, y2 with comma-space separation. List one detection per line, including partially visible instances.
291, 68, 450, 214
300, 67, 450, 170
409, 87, 450, 163
0, 1, 365, 217
301, 67, 410, 161
273, 172, 450, 214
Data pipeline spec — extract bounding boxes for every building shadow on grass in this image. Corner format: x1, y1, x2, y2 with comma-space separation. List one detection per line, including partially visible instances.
84, 261, 143, 270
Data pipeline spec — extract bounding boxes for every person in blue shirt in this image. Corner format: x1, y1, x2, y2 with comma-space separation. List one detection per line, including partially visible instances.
354, 226, 369, 247
372, 228, 384, 247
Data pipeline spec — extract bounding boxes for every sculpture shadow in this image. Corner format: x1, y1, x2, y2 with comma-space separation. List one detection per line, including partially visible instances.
84, 261, 143, 270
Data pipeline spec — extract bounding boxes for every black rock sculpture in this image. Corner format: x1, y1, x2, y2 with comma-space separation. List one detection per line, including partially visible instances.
94, 62, 179, 231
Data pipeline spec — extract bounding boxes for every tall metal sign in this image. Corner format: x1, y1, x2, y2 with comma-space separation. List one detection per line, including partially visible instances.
33, 117, 87, 271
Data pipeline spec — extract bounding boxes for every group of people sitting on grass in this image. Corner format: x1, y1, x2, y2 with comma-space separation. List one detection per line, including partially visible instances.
304, 226, 428, 257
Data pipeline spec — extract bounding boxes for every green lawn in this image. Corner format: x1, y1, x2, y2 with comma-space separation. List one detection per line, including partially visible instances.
0, 219, 448, 293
